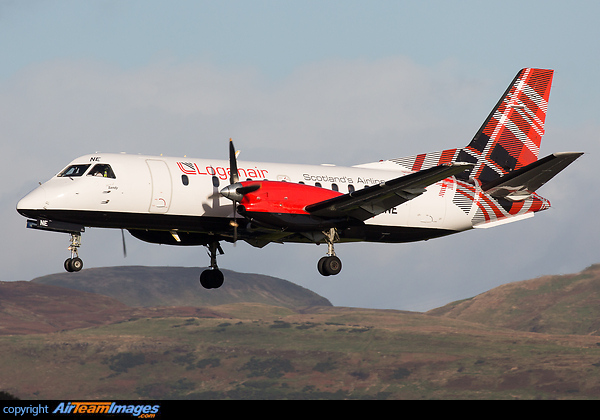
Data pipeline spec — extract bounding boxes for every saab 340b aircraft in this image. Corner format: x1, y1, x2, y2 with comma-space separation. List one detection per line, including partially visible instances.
17, 68, 582, 289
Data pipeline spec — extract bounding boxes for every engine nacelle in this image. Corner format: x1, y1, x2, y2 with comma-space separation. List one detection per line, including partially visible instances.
235, 181, 345, 230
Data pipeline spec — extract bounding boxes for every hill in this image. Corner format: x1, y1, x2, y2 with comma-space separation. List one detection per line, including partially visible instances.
427, 264, 600, 335
4, 264, 600, 399
2, 302, 600, 400
0, 281, 130, 335
0, 281, 223, 335
32, 266, 331, 309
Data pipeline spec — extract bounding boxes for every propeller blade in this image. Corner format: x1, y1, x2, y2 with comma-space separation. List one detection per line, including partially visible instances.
229, 138, 239, 184
236, 184, 261, 195
232, 201, 238, 244
121, 229, 127, 258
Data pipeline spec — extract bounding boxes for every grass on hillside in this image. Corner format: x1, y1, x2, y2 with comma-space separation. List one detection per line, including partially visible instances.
2, 304, 600, 400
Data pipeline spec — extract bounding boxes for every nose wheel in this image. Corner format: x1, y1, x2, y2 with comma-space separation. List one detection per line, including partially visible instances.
64, 233, 83, 272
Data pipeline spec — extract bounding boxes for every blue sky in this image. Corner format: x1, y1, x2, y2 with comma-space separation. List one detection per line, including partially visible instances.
3, 0, 598, 127
3, 1, 598, 80
2, 1, 599, 310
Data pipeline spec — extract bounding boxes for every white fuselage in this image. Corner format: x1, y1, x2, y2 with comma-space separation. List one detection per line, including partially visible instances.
17, 153, 475, 244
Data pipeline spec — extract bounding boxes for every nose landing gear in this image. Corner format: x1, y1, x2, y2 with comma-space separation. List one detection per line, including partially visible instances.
64, 232, 83, 272
24, 219, 85, 273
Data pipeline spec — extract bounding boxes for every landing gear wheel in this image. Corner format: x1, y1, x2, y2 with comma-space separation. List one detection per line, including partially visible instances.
64, 257, 83, 272
70, 257, 83, 272
200, 269, 224, 289
64, 233, 83, 273
317, 257, 330, 276
64, 258, 74, 272
317, 256, 342, 276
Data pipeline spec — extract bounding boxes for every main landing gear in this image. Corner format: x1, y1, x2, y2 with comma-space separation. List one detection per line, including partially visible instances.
317, 228, 342, 276
200, 241, 225, 289
64, 232, 83, 272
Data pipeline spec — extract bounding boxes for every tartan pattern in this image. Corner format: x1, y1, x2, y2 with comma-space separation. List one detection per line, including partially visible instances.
390, 68, 553, 184
452, 180, 550, 225
389, 68, 554, 226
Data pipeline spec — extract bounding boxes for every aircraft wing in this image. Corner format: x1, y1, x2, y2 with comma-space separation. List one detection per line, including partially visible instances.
305, 163, 473, 221
482, 152, 583, 201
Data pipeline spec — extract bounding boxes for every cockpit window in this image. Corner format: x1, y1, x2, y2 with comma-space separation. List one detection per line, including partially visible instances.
88, 164, 116, 179
57, 164, 91, 177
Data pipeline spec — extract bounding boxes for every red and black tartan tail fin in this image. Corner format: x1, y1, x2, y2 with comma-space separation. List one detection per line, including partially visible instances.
389, 69, 555, 183
455, 68, 554, 183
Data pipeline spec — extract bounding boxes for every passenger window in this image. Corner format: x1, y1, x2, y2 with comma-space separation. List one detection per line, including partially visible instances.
212, 176, 220, 188
331, 183, 339, 192
88, 164, 116, 179
348, 184, 355, 193
315, 182, 322, 188
58, 164, 91, 177
181, 175, 189, 186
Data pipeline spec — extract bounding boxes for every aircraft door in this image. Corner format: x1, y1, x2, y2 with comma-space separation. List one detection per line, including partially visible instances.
146, 160, 172, 213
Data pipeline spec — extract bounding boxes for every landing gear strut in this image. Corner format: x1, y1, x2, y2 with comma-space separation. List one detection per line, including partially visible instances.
200, 241, 224, 289
317, 228, 342, 276
64, 232, 83, 272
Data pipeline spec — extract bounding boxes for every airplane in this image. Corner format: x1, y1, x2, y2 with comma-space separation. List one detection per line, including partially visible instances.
16, 68, 582, 289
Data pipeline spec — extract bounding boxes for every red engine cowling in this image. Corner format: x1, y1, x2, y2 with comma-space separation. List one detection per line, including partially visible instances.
236, 181, 344, 230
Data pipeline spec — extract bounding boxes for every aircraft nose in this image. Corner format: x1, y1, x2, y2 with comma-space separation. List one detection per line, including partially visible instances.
16, 185, 47, 217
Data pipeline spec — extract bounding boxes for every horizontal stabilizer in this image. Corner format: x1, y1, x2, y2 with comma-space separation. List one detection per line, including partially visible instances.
306, 162, 473, 221
482, 152, 583, 201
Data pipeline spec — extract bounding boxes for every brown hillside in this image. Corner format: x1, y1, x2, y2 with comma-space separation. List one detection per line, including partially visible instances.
32, 266, 332, 309
0, 281, 221, 335
3, 302, 600, 400
0, 266, 331, 335
427, 264, 600, 335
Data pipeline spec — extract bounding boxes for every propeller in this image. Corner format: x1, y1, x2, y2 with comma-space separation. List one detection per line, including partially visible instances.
219, 139, 261, 243
223, 139, 241, 242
